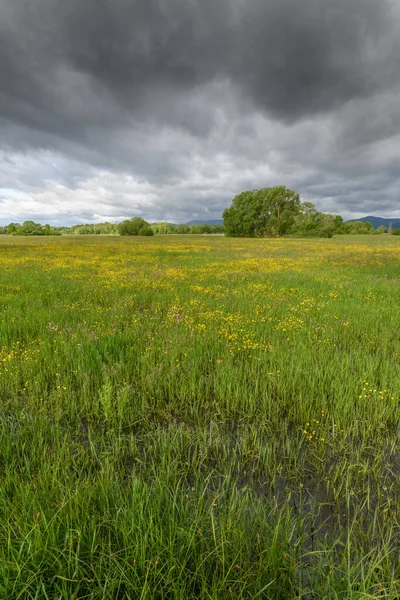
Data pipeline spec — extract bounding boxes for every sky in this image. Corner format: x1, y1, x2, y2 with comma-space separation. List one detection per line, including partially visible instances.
1, 0, 400, 226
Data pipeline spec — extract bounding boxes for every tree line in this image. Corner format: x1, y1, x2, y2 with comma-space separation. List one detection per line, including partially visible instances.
0, 220, 225, 236
1, 221, 62, 236
1, 186, 399, 237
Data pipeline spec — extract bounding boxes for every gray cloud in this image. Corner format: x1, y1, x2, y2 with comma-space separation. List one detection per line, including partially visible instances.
0, 0, 400, 224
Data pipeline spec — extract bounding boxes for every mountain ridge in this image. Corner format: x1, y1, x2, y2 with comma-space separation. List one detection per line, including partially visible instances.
346, 216, 400, 229
184, 219, 223, 226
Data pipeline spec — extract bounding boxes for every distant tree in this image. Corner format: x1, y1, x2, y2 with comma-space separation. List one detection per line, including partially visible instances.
118, 217, 153, 236
388, 222, 393, 235
7, 223, 21, 235
372, 225, 387, 235
151, 222, 176, 234
291, 202, 320, 236
223, 186, 301, 238
42, 224, 61, 236
333, 215, 344, 233
20, 221, 44, 235
210, 224, 225, 233
343, 221, 373, 235
392, 228, 400, 236
291, 203, 338, 238
138, 225, 154, 236
190, 225, 204, 234
175, 224, 190, 234
94, 222, 118, 235
74, 225, 94, 234
73, 222, 119, 235
9, 220, 61, 236
60, 226, 75, 234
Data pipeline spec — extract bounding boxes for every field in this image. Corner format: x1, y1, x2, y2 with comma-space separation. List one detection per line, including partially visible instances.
1, 234, 400, 599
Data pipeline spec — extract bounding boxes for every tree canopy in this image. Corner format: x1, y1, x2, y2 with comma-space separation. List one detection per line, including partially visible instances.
223, 186, 301, 237
8, 221, 61, 236
118, 217, 154, 236
223, 187, 351, 238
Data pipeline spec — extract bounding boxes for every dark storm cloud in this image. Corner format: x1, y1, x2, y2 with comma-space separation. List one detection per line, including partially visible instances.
0, 0, 400, 224
235, 0, 399, 120
1, 0, 398, 134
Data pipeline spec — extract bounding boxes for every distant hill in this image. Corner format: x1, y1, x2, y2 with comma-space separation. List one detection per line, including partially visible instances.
185, 219, 223, 226
346, 216, 400, 229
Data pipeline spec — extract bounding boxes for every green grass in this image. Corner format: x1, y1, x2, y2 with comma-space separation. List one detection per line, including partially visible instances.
1, 234, 400, 598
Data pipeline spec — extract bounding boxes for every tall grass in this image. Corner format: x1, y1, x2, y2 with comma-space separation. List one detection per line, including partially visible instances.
1, 234, 400, 598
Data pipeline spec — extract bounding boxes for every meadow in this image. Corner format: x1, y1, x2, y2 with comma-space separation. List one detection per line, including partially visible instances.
1, 234, 400, 599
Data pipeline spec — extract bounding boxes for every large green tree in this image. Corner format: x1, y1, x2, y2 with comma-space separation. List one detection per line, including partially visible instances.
223, 186, 301, 237
118, 217, 154, 236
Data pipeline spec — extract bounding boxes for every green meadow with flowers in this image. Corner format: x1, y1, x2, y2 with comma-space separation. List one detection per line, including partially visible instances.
1, 234, 400, 599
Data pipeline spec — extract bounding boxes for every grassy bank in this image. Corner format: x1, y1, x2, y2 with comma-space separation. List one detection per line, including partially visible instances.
1, 234, 400, 598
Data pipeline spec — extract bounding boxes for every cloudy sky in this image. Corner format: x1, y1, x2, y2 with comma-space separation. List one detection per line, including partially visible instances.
1, 0, 400, 226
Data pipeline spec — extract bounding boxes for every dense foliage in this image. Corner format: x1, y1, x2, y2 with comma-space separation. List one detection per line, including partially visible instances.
224, 187, 348, 238
7, 221, 61, 236
223, 186, 301, 237
0, 220, 225, 236
118, 217, 154, 236
150, 222, 224, 234
73, 222, 119, 235
291, 202, 344, 238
